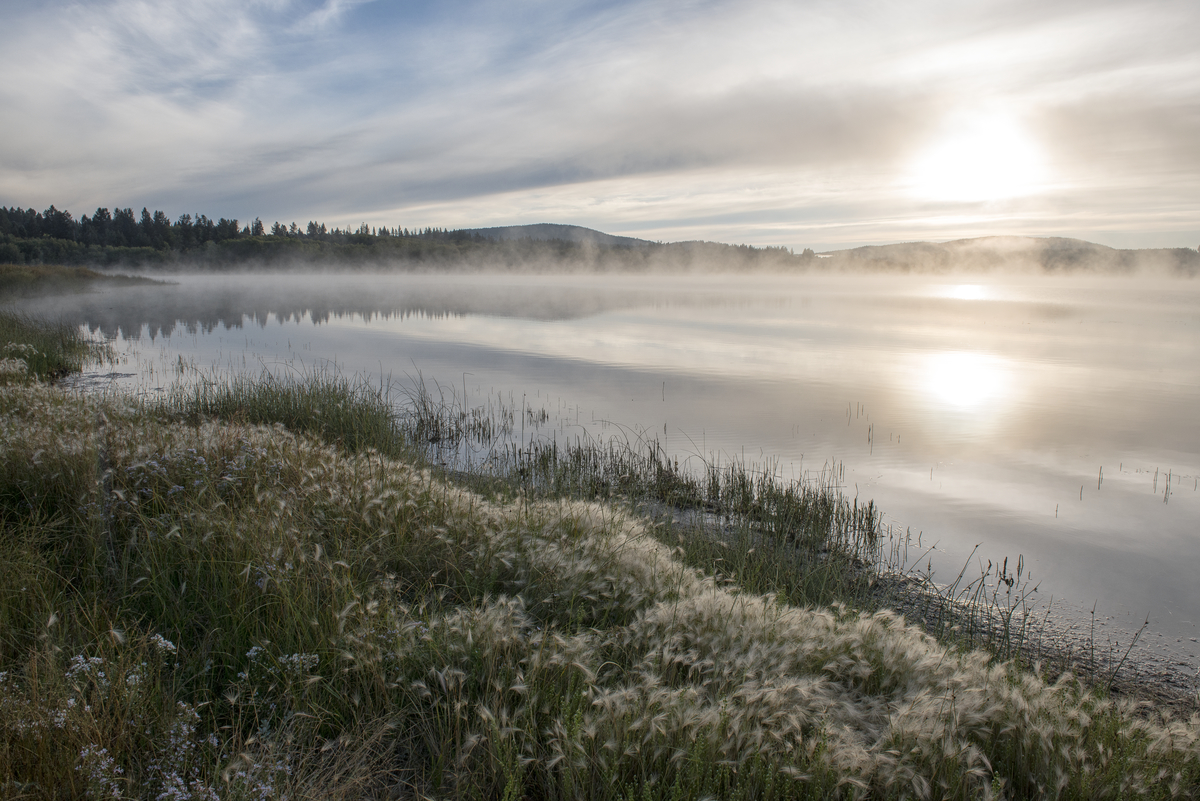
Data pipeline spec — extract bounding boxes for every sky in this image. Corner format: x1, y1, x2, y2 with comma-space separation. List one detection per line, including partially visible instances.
1, 0, 1198, 251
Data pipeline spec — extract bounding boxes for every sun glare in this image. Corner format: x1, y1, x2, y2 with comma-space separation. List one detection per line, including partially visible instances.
944, 283, 988, 301
908, 113, 1045, 203
921, 351, 1010, 411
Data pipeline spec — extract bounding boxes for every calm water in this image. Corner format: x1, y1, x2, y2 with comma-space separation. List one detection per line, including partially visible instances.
25, 271, 1200, 652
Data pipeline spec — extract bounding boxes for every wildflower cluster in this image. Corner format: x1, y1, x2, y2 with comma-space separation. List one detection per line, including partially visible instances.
231, 645, 321, 738
0, 636, 221, 801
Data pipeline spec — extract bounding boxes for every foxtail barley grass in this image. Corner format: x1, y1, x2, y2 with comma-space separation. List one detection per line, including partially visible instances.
0, 317, 1198, 798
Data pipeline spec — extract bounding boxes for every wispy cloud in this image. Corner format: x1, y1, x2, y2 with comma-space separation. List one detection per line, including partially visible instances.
291, 0, 378, 34
0, 0, 1196, 249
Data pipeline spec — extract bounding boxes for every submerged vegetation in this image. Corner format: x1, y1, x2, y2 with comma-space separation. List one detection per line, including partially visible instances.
0, 313, 1199, 798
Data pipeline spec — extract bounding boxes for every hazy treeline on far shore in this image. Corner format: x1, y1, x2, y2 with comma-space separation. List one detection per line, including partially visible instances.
0, 204, 805, 273
2, 203, 1198, 275
829, 236, 1200, 276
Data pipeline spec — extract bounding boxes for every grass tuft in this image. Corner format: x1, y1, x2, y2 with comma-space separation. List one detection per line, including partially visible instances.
0, 311, 103, 382
157, 369, 408, 459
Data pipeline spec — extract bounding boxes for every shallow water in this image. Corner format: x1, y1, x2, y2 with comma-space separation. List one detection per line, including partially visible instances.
24, 271, 1200, 653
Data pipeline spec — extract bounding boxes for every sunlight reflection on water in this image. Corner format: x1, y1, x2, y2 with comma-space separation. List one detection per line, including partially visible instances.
22, 271, 1200, 647
941, 283, 989, 301
919, 351, 1012, 411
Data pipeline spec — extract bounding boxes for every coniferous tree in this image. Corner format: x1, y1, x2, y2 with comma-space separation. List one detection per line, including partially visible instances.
42, 205, 76, 240
152, 210, 172, 247
214, 218, 240, 241
81, 207, 112, 245
174, 213, 195, 249
113, 208, 138, 246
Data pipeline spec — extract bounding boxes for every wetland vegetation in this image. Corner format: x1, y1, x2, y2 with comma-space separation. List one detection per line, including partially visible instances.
1, 290, 1199, 798
0, 263, 162, 299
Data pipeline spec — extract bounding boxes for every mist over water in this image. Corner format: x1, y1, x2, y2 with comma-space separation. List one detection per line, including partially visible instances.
28, 271, 1200, 651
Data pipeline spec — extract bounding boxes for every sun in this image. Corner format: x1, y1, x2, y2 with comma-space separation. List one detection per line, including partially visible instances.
907, 112, 1045, 203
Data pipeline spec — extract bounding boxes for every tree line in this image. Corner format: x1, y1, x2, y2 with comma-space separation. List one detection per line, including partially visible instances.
0, 204, 470, 251
0, 202, 813, 272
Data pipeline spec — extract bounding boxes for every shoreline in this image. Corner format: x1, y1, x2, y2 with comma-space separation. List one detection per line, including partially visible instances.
870, 571, 1200, 714
636, 499, 1199, 715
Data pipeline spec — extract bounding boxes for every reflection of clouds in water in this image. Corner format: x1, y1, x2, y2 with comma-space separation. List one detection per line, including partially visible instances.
331, 309, 842, 379
920, 351, 1012, 412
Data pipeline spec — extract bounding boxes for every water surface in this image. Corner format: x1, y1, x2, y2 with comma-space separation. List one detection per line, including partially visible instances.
25, 271, 1200, 654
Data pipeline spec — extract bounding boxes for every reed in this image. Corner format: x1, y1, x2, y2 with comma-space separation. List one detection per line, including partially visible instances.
155, 368, 408, 459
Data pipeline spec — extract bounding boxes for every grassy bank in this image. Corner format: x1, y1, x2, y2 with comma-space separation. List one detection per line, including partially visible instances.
0, 263, 161, 298
0, 336, 1198, 797
171, 372, 897, 622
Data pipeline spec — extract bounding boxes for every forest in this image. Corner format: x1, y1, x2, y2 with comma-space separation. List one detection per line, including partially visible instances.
0, 204, 809, 271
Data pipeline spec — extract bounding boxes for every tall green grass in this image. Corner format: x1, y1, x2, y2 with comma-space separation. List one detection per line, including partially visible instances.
1, 377, 1198, 799
158, 369, 408, 459
0, 310, 101, 381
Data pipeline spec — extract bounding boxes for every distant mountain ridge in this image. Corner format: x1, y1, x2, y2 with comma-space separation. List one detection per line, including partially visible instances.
459, 224, 653, 248
458, 227, 1199, 275
820, 235, 1200, 275
460, 225, 1198, 274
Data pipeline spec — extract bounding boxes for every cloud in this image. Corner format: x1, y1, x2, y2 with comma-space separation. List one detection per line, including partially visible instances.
291, 0, 378, 33
0, 0, 1197, 248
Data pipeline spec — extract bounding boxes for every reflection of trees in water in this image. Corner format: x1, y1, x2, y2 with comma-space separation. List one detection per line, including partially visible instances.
17, 278, 688, 340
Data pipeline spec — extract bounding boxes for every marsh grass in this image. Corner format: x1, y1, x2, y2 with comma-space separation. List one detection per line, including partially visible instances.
0, 369, 1198, 798
165, 370, 1079, 667
392, 378, 1100, 678
158, 369, 407, 459
399, 377, 879, 552
0, 311, 104, 382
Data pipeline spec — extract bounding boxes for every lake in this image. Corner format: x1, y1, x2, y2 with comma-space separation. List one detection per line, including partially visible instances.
24, 270, 1200, 661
